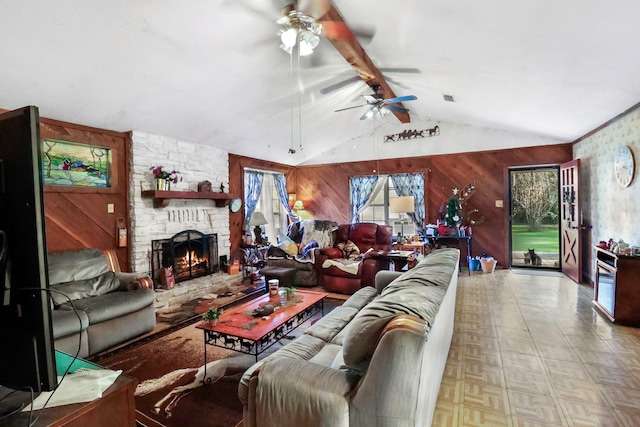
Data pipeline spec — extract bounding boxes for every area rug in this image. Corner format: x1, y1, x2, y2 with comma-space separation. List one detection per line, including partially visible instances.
99, 297, 342, 427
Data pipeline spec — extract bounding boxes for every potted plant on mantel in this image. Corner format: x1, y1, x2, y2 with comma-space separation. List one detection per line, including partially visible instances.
150, 165, 181, 191
202, 307, 223, 326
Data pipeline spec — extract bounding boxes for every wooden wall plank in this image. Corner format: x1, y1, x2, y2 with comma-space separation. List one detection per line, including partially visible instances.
40, 117, 130, 271
228, 155, 296, 253
293, 144, 573, 268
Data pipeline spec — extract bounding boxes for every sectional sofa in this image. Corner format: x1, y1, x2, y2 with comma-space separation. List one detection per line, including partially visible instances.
239, 247, 459, 427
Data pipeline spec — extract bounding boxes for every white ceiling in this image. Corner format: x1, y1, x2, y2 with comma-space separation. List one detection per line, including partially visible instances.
2, 0, 640, 166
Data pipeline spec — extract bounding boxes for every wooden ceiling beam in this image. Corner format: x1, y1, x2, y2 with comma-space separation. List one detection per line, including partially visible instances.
319, 7, 411, 123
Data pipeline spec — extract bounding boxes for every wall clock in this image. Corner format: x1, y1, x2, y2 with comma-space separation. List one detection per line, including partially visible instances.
614, 145, 635, 187
229, 198, 242, 213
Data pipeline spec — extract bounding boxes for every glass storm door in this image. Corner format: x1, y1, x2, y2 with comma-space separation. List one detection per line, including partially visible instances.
509, 167, 561, 269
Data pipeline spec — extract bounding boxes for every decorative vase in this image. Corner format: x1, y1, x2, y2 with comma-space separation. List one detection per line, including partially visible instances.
156, 178, 170, 191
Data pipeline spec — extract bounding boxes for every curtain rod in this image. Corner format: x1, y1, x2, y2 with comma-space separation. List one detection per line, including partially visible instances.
243, 167, 285, 175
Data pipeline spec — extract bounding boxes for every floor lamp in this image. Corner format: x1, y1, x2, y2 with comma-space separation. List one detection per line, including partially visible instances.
390, 196, 415, 239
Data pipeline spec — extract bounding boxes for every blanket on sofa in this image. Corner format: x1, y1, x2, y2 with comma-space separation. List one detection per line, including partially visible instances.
299, 220, 338, 250
321, 258, 361, 275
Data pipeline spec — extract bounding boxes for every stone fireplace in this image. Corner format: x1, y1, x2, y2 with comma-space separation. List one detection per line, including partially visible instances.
128, 131, 234, 310
151, 230, 219, 288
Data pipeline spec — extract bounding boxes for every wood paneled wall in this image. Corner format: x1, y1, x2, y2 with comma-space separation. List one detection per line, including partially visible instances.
40, 117, 131, 271
295, 144, 573, 267
228, 154, 296, 253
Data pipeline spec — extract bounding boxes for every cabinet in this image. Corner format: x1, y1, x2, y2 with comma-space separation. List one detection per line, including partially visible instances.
593, 246, 640, 325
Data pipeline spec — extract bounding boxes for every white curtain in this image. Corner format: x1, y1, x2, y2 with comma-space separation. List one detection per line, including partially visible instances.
257, 173, 288, 244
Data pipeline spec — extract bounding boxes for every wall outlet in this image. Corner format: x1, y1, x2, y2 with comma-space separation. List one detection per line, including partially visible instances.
495, 200, 504, 208
107, 203, 115, 213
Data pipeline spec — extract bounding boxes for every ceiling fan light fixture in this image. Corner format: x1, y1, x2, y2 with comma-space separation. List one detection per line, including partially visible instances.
277, 9, 322, 56
280, 28, 297, 48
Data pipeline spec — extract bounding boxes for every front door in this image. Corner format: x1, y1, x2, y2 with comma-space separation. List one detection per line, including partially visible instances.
560, 159, 581, 283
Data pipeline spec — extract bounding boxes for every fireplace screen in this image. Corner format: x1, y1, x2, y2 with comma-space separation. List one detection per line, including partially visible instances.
151, 230, 218, 287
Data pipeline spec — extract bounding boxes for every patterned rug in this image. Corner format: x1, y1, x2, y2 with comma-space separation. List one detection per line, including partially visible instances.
99, 296, 342, 427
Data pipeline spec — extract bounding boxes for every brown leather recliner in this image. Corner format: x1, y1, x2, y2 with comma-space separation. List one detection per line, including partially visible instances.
315, 222, 393, 294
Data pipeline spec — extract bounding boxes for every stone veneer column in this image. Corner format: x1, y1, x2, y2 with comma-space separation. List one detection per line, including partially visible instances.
128, 131, 231, 275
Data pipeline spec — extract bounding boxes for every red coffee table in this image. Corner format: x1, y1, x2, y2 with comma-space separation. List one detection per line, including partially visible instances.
196, 289, 327, 379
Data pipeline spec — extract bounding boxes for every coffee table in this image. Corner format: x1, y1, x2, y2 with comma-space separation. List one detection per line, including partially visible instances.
196, 289, 327, 380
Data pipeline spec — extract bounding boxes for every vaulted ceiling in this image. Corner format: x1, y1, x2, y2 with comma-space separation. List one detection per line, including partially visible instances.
2, 1, 640, 166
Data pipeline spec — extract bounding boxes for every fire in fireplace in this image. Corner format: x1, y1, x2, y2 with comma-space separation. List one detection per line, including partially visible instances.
151, 230, 218, 288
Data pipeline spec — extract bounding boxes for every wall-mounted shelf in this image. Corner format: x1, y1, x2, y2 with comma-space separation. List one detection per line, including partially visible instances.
141, 190, 233, 208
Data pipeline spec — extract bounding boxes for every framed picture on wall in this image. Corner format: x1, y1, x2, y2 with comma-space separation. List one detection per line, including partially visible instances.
42, 138, 112, 187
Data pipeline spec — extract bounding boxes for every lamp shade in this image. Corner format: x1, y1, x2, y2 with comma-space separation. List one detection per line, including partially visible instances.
249, 211, 268, 226
293, 200, 305, 210
389, 196, 415, 214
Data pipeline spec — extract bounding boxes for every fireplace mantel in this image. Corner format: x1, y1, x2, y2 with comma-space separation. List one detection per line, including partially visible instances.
141, 190, 234, 208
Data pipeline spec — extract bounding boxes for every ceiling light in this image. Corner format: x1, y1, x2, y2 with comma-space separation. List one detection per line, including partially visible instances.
277, 10, 322, 56
443, 94, 455, 102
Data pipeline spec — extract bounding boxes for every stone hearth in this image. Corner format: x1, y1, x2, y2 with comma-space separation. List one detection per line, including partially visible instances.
153, 272, 245, 313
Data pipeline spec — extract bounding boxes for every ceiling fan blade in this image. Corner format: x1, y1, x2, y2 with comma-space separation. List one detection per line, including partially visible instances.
297, 0, 331, 19
379, 68, 422, 74
363, 95, 380, 104
319, 75, 361, 94
385, 105, 410, 115
386, 95, 417, 103
335, 104, 367, 113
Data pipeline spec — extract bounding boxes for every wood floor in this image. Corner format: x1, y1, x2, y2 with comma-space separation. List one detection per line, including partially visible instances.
433, 269, 640, 426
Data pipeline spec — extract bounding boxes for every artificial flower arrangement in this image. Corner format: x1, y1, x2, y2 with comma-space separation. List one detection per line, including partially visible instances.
150, 165, 181, 183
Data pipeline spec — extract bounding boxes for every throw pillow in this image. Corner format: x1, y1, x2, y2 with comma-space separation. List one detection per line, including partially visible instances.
336, 240, 361, 260
277, 236, 299, 257
267, 246, 288, 258
50, 271, 121, 306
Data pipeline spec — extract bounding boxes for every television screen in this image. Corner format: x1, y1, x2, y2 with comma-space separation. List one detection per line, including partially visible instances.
0, 106, 57, 392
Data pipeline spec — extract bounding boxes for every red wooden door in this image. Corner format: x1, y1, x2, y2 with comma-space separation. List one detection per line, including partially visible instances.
560, 159, 581, 283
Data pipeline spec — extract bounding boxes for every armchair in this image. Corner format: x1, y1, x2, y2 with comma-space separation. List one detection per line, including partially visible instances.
315, 222, 393, 294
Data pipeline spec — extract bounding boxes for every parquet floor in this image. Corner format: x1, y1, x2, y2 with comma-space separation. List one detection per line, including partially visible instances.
432, 269, 640, 427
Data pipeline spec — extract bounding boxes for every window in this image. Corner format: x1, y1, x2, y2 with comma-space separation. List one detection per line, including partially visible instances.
352, 172, 425, 237
244, 170, 289, 244
358, 176, 415, 236
254, 175, 287, 242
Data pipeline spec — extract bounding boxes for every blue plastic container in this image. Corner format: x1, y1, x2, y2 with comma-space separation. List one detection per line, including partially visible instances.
468, 258, 481, 271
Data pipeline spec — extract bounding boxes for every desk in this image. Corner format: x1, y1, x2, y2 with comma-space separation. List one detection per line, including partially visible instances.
428, 235, 472, 275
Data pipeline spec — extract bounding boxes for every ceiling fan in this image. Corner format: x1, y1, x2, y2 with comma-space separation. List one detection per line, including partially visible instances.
272, 0, 412, 123
335, 85, 417, 121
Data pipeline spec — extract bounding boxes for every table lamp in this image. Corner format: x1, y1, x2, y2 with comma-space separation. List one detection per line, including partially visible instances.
249, 212, 268, 245
390, 196, 415, 238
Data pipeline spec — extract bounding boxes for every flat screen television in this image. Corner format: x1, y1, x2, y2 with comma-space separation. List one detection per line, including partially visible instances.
0, 106, 57, 392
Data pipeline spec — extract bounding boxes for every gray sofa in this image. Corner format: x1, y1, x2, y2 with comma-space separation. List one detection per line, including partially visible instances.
261, 219, 339, 287
239, 247, 459, 427
49, 248, 156, 358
